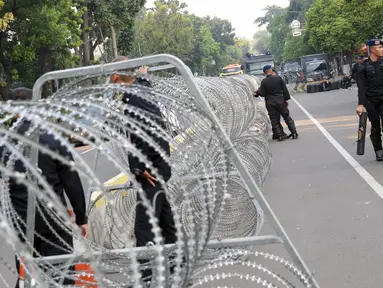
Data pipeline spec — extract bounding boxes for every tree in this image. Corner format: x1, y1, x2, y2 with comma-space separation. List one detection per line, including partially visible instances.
255, 6, 289, 64
192, 26, 220, 75
201, 16, 239, 73
84, 0, 146, 63
252, 30, 271, 54
202, 16, 236, 47
0, 1, 13, 32
307, 0, 383, 55
0, 0, 84, 97
283, 33, 315, 61
255, 1, 315, 63
131, 0, 194, 62
235, 37, 253, 56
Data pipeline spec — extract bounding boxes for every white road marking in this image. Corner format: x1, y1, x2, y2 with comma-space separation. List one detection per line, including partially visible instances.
80, 147, 94, 154
291, 96, 383, 199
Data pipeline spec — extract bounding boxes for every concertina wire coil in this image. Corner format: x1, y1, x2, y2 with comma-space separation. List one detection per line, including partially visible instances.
0, 70, 315, 287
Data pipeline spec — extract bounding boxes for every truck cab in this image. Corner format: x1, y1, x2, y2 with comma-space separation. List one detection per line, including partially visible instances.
300, 53, 331, 82
243, 53, 275, 78
220, 64, 243, 77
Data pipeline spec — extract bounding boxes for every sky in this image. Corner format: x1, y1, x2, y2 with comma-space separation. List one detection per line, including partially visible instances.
145, 0, 290, 39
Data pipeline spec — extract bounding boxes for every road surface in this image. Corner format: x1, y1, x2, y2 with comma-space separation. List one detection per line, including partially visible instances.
2, 88, 383, 287
262, 88, 383, 288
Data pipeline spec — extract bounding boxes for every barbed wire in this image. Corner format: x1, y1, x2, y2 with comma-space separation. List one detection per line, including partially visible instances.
0, 70, 315, 287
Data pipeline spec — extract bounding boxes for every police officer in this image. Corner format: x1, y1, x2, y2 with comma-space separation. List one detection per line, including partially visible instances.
271, 68, 287, 139
1, 87, 88, 287
109, 56, 177, 283
257, 65, 298, 141
352, 55, 364, 86
356, 39, 383, 161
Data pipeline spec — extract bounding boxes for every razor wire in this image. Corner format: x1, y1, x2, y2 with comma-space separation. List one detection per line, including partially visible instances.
0, 66, 316, 288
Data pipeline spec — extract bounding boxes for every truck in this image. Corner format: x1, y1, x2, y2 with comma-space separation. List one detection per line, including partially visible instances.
242, 53, 276, 78
220, 63, 243, 77
300, 53, 331, 82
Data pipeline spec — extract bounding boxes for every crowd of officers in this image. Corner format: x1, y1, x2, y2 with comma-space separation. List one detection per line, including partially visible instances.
1, 58, 177, 287
254, 38, 383, 163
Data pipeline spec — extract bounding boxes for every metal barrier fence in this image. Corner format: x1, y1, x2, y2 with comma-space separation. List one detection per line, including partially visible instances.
0, 54, 319, 287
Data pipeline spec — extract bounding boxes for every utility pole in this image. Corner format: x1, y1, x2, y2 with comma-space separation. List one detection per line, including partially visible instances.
110, 26, 118, 58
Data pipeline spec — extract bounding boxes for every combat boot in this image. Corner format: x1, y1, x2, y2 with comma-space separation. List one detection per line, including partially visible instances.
277, 134, 289, 142
288, 132, 299, 139
376, 150, 383, 162
273, 132, 287, 140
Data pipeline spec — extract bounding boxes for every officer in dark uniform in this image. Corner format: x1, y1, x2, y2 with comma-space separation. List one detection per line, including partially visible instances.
356, 39, 383, 161
352, 56, 364, 86
256, 65, 298, 141
1, 87, 88, 287
109, 57, 177, 283
254, 68, 288, 139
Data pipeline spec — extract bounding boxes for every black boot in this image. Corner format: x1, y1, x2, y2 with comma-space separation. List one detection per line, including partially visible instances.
277, 134, 289, 142
376, 150, 383, 162
273, 131, 287, 140
291, 132, 299, 139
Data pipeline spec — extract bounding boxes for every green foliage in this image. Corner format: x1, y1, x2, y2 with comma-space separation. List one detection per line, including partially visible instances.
131, 1, 245, 76
131, 1, 194, 61
87, 0, 145, 58
0, 0, 85, 90
0, 0, 144, 98
307, 0, 383, 52
252, 30, 271, 54
255, 1, 316, 63
283, 32, 315, 61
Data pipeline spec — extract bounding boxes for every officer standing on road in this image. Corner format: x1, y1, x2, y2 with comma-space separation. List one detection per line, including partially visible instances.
256, 65, 298, 141
352, 56, 364, 86
356, 39, 383, 161
271, 68, 287, 139
1, 87, 88, 287
109, 56, 177, 283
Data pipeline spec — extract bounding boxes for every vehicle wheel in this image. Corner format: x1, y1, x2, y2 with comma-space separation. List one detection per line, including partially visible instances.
307, 84, 313, 93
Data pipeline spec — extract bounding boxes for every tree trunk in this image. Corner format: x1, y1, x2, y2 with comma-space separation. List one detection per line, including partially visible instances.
110, 26, 118, 58
0, 71, 12, 100
39, 47, 53, 98
82, 10, 91, 66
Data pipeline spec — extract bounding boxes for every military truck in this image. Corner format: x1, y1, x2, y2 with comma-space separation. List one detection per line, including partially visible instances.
242, 53, 275, 78
300, 53, 331, 82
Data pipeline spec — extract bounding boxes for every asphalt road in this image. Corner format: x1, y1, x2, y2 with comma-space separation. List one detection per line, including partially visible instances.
3, 87, 383, 287
262, 87, 383, 288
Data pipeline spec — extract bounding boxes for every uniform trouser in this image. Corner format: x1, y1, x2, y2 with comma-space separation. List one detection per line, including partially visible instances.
272, 113, 285, 136
266, 100, 296, 137
135, 180, 177, 281
365, 98, 383, 151
15, 225, 74, 287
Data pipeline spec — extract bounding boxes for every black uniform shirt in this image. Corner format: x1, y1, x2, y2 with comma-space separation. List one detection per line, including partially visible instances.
259, 74, 291, 101
357, 58, 383, 105
122, 77, 171, 182
0, 121, 87, 230
352, 62, 361, 80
